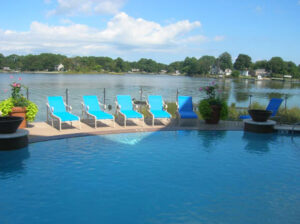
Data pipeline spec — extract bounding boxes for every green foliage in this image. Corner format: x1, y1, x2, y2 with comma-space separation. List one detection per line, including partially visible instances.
220, 100, 228, 119
26, 100, 39, 122
217, 52, 233, 70
198, 99, 228, 120
250, 101, 265, 109
0, 98, 14, 116
227, 103, 240, 120
231, 70, 240, 78
277, 107, 300, 124
0, 98, 38, 121
234, 54, 252, 70
198, 99, 212, 120
166, 102, 177, 118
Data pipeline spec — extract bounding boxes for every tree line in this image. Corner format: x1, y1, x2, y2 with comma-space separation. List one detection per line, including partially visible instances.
1, 52, 300, 78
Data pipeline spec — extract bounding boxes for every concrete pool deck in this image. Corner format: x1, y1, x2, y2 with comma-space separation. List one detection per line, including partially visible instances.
26, 119, 300, 143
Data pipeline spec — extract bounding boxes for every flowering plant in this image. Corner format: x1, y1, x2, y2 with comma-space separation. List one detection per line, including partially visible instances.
199, 81, 228, 121
0, 76, 38, 121
10, 78, 28, 107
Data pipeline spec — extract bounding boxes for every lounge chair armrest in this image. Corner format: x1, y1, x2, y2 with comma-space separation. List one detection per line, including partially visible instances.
66, 105, 72, 111
163, 102, 168, 109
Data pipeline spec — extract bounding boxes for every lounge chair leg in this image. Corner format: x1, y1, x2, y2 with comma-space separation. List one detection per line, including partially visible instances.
95, 119, 97, 128
59, 121, 61, 131
152, 117, 154, 126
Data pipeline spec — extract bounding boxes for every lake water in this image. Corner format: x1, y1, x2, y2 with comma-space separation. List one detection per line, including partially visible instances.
0, 73, 300, 122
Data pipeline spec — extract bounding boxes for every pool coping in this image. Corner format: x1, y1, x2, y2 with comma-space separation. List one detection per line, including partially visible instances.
26, 119, 300, 143
27, 120, 244, 143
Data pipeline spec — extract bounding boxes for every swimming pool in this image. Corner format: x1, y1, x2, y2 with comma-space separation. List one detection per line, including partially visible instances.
0, 131, 300, 224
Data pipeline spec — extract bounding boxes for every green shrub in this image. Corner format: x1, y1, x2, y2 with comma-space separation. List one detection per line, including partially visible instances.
26, 100, 39, 122
227, 103, 240, 120
231, 70, 240, 78
0, 97, 38, 122
166, 102, 177, 118
0, 98, 14, 116
278, 107, 300, 124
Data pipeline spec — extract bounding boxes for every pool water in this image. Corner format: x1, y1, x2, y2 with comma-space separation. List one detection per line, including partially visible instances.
0, 131, 300, 224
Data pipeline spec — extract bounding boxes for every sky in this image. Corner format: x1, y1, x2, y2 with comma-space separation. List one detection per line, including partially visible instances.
0, 0, 300, 64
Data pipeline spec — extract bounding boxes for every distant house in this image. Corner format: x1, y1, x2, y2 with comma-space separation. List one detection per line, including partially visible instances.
240, 70, 249, 76
284, 75, 292, 79
254, 69, 269, 77
224, 69, 232, 76
3, 67, 11, 71
55, 64, 64, 71
160, 70, 167, 74
210, 66, 232, 76
131, 68, 140, 72
210, 65, 223, 75
175, 70, 181, 75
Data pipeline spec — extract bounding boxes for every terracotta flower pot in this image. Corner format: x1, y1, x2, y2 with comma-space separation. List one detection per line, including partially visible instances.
205, 105, 221, 124
9, 107, 27, 128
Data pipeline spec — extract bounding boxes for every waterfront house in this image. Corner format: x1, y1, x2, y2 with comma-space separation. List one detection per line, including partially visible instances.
240, 70, 249, 76
3, 67, 11, 71
55, 64, 64, 71
131, 68, 140, 72
254, 69, 269, 77
224, 69, 232, 76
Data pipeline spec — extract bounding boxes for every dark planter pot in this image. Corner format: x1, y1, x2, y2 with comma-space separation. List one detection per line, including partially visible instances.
0, 116, 24, 134
205, 105, 221, 124
9, 107, 27, 128
248, 109, 272, 122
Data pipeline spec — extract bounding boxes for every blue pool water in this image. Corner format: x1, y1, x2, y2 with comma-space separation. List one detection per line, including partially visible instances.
0, 131, 300, 224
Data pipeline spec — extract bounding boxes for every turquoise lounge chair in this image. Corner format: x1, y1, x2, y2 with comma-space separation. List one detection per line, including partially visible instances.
176, 96, 198, 126
239, 98, 283, 120
147, 95, 171, 126
47, 96, 81, 131
116, 95, 144, 127
82, 95, 115, 128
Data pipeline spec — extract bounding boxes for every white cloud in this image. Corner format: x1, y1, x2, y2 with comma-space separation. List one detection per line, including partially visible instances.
214, 35, 225, 42
0, 13, 204, 56
48, 0, 125, 16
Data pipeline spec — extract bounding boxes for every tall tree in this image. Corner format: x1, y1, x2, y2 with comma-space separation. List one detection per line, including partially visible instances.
234, 54, 252, 70
268, 57, 286, 74
217, 52, 232, 70
198, 55, 216, 74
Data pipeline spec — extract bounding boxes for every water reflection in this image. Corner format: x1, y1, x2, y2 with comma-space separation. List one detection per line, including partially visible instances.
242, 132, 277, 154
198, 131, 227, 152
0, 147, 30, 178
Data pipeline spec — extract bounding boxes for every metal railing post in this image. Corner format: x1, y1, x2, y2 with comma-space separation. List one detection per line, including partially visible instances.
284, 95, 288, 111
249, 94, 253, 108
103, 88, 106, 105
66, 88, 69, 110
26, 88, 29, 100
140, 87, 143, 101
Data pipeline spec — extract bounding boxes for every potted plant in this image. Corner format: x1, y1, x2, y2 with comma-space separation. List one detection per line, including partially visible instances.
0, 77, 38, 128
199, 81, 228, 124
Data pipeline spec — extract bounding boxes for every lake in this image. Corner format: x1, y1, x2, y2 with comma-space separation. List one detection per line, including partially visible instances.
0, 73, 300, 122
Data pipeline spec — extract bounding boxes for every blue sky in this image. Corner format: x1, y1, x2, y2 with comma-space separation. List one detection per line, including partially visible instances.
0, 0, 300, 64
